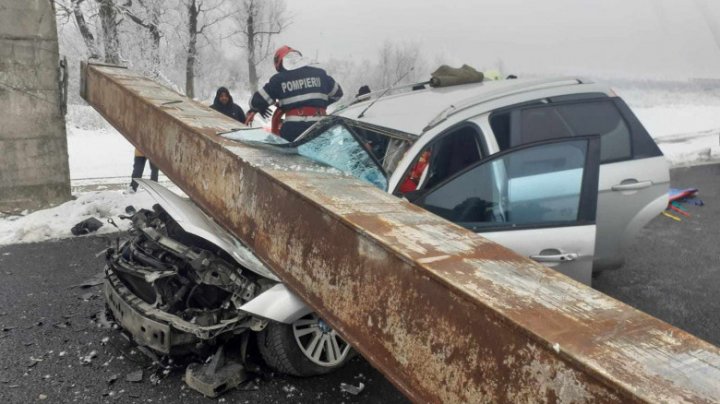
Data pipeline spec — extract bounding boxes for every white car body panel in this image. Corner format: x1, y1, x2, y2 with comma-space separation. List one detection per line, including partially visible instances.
481, 225, 596, 285
239, 284, 313, 324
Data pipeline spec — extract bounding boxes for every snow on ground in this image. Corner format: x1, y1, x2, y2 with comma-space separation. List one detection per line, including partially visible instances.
617, 87, 720, 166
0, 190, 155, 246
66, 105, 135, 180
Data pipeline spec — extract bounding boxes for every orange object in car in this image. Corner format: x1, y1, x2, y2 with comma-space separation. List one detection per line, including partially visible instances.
399, 150, 431, 194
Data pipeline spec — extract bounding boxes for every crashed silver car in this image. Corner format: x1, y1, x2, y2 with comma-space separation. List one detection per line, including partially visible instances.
104, 179, 352, 390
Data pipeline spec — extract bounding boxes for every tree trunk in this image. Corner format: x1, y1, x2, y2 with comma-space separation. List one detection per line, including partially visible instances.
98, 0, 120, 64
72, 0, 100, 58
148, 11, 161, 77
186, 0, 198, 98
246, 13, 258, 93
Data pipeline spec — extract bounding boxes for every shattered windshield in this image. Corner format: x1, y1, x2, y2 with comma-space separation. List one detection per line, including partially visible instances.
297, 124, 388, 190
221, 123, 388, 190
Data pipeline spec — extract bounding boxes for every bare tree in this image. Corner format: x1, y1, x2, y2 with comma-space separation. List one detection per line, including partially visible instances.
374, 41, 423, 89
55, 0, 101, 58
182, 0, 230, 98
96, 0, 121, 63
117, 0, 164, 76
231, 0, 290, 93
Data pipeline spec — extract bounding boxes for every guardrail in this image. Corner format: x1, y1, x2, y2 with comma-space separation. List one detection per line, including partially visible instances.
81, 62, 720, 403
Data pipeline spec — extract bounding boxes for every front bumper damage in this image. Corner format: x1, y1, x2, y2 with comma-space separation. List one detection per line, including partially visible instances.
104, 266, 247, 354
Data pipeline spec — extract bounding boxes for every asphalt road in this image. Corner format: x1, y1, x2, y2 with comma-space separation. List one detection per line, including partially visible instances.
1, 163, 718, 403
0, 236, 408, 404
594, 162, 720, 346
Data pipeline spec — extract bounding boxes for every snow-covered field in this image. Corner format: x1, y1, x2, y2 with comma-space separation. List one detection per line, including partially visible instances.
1, 86, 719, 246
616, 86, 720, 166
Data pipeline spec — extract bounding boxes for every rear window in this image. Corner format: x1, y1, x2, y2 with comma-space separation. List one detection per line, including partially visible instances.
491, 99, 634, 163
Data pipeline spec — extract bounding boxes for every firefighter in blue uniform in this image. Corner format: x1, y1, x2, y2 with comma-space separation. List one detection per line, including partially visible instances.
246, 46, 343, 142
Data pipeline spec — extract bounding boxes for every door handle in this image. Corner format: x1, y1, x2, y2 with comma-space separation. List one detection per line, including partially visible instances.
612, 180, 652, 191
530, 253, 578, 263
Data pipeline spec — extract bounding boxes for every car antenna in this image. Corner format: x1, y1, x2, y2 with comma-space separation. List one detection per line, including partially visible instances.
358, 67, 419, 119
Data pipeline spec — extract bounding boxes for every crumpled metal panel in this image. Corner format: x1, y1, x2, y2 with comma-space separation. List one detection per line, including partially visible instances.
81, 62, 720, 403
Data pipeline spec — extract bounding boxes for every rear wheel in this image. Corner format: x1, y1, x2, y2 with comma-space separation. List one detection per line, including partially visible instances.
257, 313, 352, 376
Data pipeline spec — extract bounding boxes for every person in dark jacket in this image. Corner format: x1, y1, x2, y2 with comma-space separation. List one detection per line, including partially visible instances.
210, 87, 246, 123
247, 46, 343, 142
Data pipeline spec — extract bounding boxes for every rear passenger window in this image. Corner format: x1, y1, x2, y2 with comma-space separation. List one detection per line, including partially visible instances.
555, 102, 631, 162
492, 99, 633, 163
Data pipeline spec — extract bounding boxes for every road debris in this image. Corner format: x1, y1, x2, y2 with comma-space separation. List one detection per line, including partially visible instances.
71, 217, 104, 236
184, 346, 247, 398
340, 382, 365, 395
80, 350, 97, 365
79, 292, 96, 301
69, 272, 105, 289
126, 369, 143, 383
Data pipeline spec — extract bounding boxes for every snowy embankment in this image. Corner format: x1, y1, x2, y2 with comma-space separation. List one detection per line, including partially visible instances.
2, 87, 720, 246
0, 105, 162, 246
617, 87, 720, 166
0, 191, 155, 245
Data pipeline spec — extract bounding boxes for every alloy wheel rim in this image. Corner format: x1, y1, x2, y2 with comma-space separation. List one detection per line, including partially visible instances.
292, 313, 351, 367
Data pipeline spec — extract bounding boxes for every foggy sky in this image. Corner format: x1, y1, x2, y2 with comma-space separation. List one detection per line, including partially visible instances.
276, 0, 720, 79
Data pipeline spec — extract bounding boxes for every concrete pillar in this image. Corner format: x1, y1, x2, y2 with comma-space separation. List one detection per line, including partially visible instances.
0, 0, 71, 212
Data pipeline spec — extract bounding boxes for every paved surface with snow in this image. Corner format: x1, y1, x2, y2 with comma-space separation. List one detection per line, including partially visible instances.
0, 163, 718, 402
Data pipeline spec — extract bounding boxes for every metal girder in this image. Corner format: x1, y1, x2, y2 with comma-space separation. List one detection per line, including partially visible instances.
81, 62, 720, 403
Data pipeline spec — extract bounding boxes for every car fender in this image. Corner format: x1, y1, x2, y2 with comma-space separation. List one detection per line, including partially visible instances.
239, 284, 313, 324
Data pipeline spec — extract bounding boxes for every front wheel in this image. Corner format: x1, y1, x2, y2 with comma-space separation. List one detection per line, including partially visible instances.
257, 313, 352, 377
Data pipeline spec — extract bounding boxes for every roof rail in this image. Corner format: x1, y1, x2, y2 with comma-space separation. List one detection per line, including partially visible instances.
422, 77, 583, 132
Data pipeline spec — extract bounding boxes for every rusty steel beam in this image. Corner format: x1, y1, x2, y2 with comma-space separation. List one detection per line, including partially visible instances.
81, 62, 720, 403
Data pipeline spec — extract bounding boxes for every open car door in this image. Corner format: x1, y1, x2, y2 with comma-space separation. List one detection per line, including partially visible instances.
411, 136, 601, 285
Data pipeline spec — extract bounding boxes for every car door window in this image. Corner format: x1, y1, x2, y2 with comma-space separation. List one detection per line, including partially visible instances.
492, 99, 632, 163
396, 124, 485, 195
413, 138, 600, 232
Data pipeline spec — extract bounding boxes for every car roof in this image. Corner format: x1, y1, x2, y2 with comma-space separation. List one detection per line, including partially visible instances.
335, 77, 604, 136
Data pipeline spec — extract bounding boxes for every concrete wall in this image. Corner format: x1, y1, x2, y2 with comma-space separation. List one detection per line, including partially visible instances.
0, 0, 70, 212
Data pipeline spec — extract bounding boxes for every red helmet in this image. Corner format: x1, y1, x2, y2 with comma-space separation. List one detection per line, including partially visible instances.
274, 45, 300, 72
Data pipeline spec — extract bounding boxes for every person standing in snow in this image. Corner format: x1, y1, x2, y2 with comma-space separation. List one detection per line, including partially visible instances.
246, 45, 343, 142
129, 149, 159, 192
210, 87, 246, 123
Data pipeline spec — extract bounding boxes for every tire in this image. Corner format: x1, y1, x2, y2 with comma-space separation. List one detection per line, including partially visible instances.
257, 313, 352, 377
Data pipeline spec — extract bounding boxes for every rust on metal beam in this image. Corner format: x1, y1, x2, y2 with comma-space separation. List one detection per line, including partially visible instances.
81, 62, 720, 403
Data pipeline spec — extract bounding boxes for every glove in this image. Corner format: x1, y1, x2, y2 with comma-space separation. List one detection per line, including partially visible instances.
257, 106, 272, 119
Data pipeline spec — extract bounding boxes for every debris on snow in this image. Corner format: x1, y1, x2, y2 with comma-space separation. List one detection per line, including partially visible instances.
70, 217, 104, 236
0, 190, 155, 246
